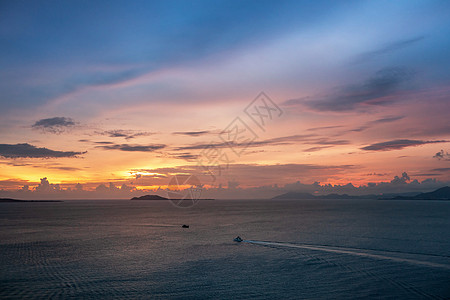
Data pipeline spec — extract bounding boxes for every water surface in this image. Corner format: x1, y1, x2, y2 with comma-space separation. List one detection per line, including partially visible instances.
1, 199, 449, 299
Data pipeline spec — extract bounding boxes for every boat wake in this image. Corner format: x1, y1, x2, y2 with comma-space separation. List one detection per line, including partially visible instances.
243, 240, 450, 270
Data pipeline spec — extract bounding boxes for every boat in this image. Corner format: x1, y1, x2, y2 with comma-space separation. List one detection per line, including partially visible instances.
182, 224, 189, 228
233, 236, 243, 242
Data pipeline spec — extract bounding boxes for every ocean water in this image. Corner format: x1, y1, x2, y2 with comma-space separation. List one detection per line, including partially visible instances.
1, 199, 449, 299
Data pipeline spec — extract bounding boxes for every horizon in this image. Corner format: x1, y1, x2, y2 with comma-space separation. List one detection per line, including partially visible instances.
1, 1, 450, 200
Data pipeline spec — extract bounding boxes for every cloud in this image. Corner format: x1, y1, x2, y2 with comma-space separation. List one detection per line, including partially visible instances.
354, 36, 425, 63
0, 179, 36, 188
284, 67, 412, 111
34, 166, 83, 171
431, 167, 450, 172
433, 150, 450, 161
174, 134, 342, 151
32, 117, 75, 133
370, 115, 405, 124
170, 153, 200, 161
0, 143, 86, 158
361, 139, 447, 151
173, 130, 212, 136
94, 141, 115, 145
348, 115, 405, 133
303, 146, 333, 152
130, 163, 357, 188
97, 130, 154, 140
307, 125, 344, 131
96, 143, 165, 152
390, 171, 410, 184
35, 177, 60, 192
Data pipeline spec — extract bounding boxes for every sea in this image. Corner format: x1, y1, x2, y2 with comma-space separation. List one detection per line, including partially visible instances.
1, 199, 449, 299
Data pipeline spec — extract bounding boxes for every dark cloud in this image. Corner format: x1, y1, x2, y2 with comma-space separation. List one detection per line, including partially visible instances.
371, 115, 405, 124
413, 173, 442, 177
34, 166, 83, 171
361, 139, 447, 151
173, 130, 211, 136
94, 141, 115, 145
97, 130, 154, 140
79, 139, 114, 145
170, 153, 199, 161
284, 67, 412, 112
354, 36, 425, 63
303, 146, 332, 152
0, 161, 32, 167
366, 172, 389, 176
0, 143, 86, 158
32, 117, 75, 133
390, 171, 410, 184
96, 143, 165, 152
433, 150, 450, 161
430, 167, 450, 172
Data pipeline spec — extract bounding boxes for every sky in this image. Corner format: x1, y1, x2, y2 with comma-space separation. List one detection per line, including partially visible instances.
0, 0, 449, 199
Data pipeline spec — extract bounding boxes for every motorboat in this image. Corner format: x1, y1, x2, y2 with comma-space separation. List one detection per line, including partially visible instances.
182, 224, 189, 228
233, 236, 243, 242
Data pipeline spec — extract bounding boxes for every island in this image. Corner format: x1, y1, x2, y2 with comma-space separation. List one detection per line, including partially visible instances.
389, 186, 450, 200
131, 195, 169, 200
0, 198, 63, 203
130, 195, 214, 200
272, 186, 450, 201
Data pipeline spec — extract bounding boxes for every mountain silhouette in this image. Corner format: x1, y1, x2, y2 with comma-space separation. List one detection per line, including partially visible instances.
272, 186, 450, 201
391, 186, 450, 200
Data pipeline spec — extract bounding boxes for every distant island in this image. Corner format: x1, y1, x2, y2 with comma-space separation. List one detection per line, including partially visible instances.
272, 192, 376, 200
131, 195, 169, 200
272, 186, 450, 201
0, 198, 63, 203
131, 194, 214, 200
388, 186, 450, 200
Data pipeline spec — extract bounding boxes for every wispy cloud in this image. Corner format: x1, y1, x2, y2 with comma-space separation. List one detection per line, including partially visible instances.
284, 67, 412, 112
361, 139, 447, 151
303, 146, 333, 152
0, 143, 86, 158
130, 163, 357, 187
170, 153, 199, 161
173, 134, 348, 153
371, 115, 405, 124
96, 130, 154, 140
173, 130, 212, 136
354, 36, 425, 64
431, 167, 450, 172
96, 143, 165, 152
348, 115, 405, 133
307, 125, 344, 132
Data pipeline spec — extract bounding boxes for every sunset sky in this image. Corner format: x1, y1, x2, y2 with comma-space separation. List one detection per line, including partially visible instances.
1, 0, 449, 199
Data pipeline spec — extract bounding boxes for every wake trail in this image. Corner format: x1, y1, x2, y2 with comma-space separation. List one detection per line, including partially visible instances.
244, 240, 450, 271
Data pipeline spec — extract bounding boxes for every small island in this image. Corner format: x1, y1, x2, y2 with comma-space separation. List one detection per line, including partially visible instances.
0, 198, 63, 203
130, 194, 214, 200
131, 195, 169, 200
